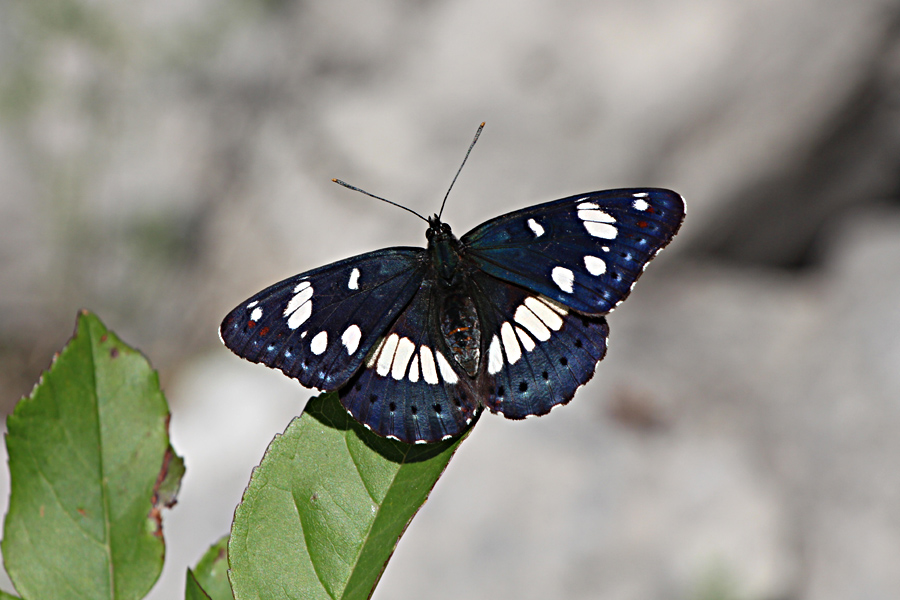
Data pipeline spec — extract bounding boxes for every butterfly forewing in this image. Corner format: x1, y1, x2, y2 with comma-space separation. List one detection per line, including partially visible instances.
461, 188, 684, 315
467, 272, 610, 419
220, 248, 426, 391
338, 280, 479, 443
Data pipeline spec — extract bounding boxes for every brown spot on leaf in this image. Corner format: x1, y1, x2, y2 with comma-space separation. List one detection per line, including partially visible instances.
148, 444, 183, 539
149, 507, 163, 539
152, 447, 181, 510
110, 347, 119, 359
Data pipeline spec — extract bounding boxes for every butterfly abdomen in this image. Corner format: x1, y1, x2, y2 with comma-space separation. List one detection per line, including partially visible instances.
439, 291, 481, 377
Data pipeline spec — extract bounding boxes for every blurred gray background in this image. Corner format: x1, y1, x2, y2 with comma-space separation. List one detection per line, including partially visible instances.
3, 0, 900, 598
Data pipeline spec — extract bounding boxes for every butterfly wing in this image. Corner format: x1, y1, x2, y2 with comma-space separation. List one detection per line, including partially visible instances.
461, 188, 684, 315
220, 248, 427, 391
467, 271, 610, 419
338, 278, 479, 443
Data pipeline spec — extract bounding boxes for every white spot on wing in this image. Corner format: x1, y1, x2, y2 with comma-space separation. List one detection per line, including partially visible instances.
578, 206, 618, 239
435, 352, 458, 384
408, 354, 420, 382
551, 266, 575, 293
527, 218, 544, 237
250, 307, 263, 322
310, 331, 328, 355
634, 192, 649, 198
578, 209, 616, 223
500, 322, 522, 364
348, 268, 360, 290
376, 334, 399, 377
366, 337, 386, 367
515, 326, 536, 351
584, 255, 607, 276
247, 301, 259, 308
419, 346, 439, 385
285, 281, 313, 329
391, 337, 416, 380
583, 221, 618, 239
525, 297, 565, 329
341, 324, 361, 354
633, 198, 650, 211
514, 304, 551, 341
487, 335, 503, 374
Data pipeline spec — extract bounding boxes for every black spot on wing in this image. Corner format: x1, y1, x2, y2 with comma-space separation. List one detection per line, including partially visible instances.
337, 279, 479, 443
467, 272, 610, 419
340, 365, 477, 443
483, 313, 608, 419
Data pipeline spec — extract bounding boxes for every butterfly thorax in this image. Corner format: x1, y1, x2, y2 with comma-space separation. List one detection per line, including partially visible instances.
426, 216, 482, 378
426, 216, 462, 282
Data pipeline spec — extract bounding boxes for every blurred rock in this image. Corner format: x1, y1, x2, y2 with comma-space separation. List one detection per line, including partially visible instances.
692, 9, 900, 268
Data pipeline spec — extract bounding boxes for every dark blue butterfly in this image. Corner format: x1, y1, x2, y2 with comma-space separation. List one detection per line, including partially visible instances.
221, 186, 683, 443
220, 132, 684, 444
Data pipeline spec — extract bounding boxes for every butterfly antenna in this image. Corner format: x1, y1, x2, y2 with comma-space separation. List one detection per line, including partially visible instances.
437, 122, 484, 220
332, 178, 429, 223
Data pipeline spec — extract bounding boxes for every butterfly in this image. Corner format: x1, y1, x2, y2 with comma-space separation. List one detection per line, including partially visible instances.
220, 126, 685, 444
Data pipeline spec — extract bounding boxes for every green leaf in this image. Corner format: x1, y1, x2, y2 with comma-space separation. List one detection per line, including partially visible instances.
0, 590, 22, 599
193, 535, 233, 600
185, 569, 214, 600
2, 310, 183, 600
229, 392, 473, 600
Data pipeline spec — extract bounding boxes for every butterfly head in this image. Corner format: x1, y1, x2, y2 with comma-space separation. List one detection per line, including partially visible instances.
425, 215, 454, 241
426, 215, 463, 282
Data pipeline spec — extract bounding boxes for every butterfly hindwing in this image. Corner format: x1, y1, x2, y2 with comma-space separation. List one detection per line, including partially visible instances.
468, 272, 610, 419
461, 188, 684, 315
338, 280, 479, 443
220, 248, 426, 391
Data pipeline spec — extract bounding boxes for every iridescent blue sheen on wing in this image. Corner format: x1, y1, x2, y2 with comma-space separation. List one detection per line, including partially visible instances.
220, 248, 425, 391
338, 280, 479, 443
461, 188, 684, 315
468, 272, 610, 419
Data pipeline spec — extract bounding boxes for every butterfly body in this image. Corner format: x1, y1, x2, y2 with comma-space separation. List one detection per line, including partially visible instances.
221, 188, 684, 443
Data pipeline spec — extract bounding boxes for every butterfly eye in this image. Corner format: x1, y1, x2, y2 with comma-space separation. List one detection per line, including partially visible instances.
441, 223, 451, 234
426, 228, 435, 240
